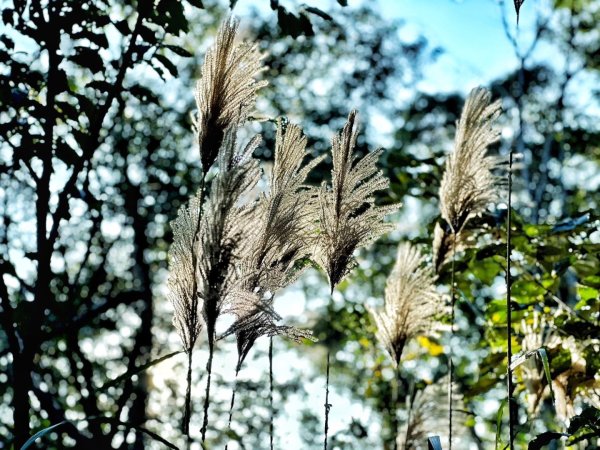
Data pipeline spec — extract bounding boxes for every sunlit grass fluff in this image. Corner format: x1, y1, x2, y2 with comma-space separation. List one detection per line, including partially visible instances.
434, 87, 502, 271
369, 243, 442, 367
397, 375, 466, 449
194, 17, 267, 174
316, 110, 399, 291
222, 122, 323, 370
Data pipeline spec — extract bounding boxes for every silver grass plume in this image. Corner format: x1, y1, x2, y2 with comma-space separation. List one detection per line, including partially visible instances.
197, 128, 263, 442
316, 110, 399, 291
168, 193, 203, 355
397, 376, 467, 450
244, 121, 325, 293
194, 17, 267, 174
222, 290, 315, 372
434, 87, 502, 272
224, 122, 323, 369
198, 128, 263, 350
439, 87, 502, 233
369, 243, 441, 367
431, 222, 470, 274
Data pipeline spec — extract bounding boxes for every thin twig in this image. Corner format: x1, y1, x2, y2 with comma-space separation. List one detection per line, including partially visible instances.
200, 341, 214, 443
225, 368, 241, 450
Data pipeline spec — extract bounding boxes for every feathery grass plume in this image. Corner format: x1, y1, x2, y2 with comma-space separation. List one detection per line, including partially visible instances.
316, 110, 399, 291
168, 188, 204, 437
397, 376, 467, 450
198, 128, 263, 442
241, 121, 325, 295
198, 129, 262, 349
194, 17, 267, 174
218, 122, 321, 448
223, 121, 323, 364
432, 222, 469, 274
223, 291, 316, 372
168, 194, 203, 356
436, 87, 502, 448
369, 243, 442, 367
439, 87, 502, 234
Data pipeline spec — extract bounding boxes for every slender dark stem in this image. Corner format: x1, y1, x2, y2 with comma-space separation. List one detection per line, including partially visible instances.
324, 351, 331, 450
448, 237, 457, 450
200, 341, 214, 444
392, 364, 401, 450
225, 368, 241, 450
269, 337, 274, 450
506, 151, 515, 449
183, 351, 193, 439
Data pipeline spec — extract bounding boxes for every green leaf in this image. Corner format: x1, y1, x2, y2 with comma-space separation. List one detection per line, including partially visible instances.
155, 0, 188, 35
70, 47, 105, 74
72, 30, 109, 49
98, 350, 182, 391
56, 140, 80, 167
537, 348, 555, 403
528, 431, 567, 449
509, 348, 539, 371
163, 44, 192, 57
509, 347, 554, 403
154, 54, 178, 77
113, 19, 131, 35
20, 421, 69, 450
128, 84, 160, 104
567, 406, 600, 444
495, 398, 507, 450
20, 417, 178, 450
304, 6, 333, 21
139, 24, 156, 43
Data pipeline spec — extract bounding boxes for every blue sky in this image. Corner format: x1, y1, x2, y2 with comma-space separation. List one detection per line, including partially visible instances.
238, 0, 552, 94
377, 0, 541, 93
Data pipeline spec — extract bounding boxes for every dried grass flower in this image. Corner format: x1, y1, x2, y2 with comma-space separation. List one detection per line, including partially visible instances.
315, 110, 399, 291
439, 87, 502, 234
369, 243, 442, 367
434, 87, 502, 272
397, 376, 467, 450
194, 17, 267, 174
222, 121, 323, 369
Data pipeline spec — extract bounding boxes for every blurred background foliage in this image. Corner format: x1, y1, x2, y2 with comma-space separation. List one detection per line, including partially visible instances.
0, 0, 598, 449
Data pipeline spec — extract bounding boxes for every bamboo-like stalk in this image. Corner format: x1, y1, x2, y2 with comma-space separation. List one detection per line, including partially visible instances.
506, 150, 515, 449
